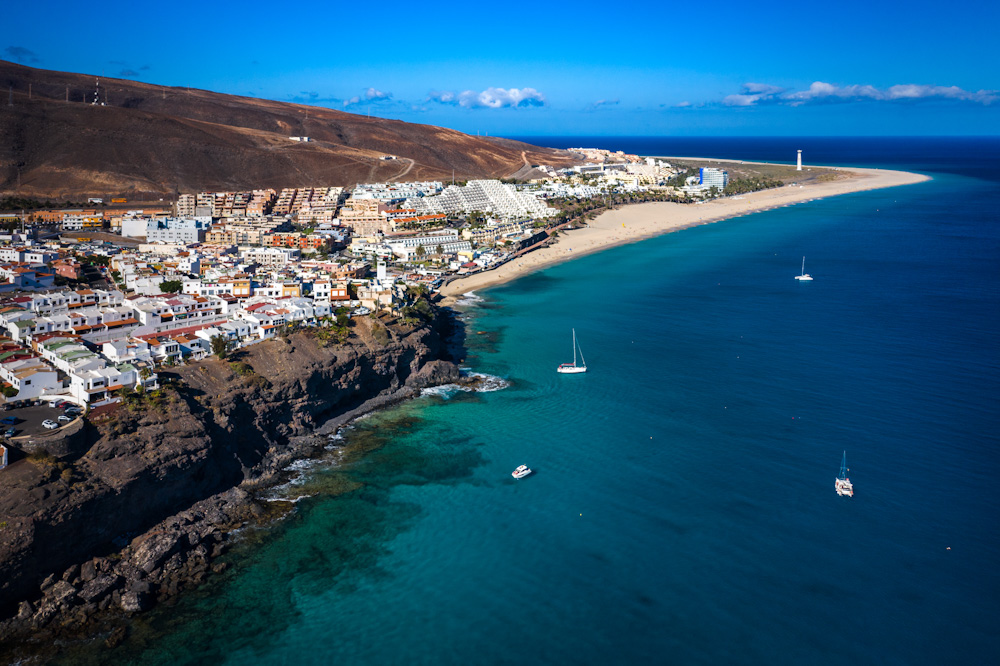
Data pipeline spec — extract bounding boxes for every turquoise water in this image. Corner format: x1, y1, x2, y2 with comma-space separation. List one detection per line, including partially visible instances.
95, 140, 1000, 665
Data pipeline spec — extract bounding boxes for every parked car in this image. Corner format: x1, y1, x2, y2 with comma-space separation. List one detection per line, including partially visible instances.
42, 420, 59, 430
57, 415, 72, 423
4, 427, 15, 437
0, 417, 17, 425
54, 400, 69, 409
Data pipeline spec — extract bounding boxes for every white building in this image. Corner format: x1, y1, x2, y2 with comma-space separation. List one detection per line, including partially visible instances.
0, 357, 61, 402
405, 180, 556, 220
699, 168, 729, 190
241, 247, 301, 266
145, 217, 211, 244
385, 231, 472, 259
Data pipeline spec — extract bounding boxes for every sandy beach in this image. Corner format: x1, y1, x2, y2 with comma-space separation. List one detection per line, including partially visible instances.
439, 164, 929, 302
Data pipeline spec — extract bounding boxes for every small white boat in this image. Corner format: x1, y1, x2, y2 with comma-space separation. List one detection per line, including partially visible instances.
512, 465, 532, 479
557, 328, 587, 374
795, 256, 814, 281
835, 451, 854, 497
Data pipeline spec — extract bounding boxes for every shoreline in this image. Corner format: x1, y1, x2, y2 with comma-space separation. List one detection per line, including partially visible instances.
0, 312, 466, 662
440, 164, 929, 301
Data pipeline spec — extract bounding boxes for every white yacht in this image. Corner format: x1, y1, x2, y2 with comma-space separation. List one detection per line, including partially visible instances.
512, 465, 532, 479
795, 256, 814, 281
557, 328, 587, 374
835, 451, 854, 497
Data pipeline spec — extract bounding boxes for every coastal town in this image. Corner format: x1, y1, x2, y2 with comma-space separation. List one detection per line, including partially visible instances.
0, 149, 746, 469
1, 2, 986, 661
0, 132, 925, 656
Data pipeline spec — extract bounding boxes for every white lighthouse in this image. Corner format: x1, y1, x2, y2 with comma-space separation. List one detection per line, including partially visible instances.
796, 150, 802, 171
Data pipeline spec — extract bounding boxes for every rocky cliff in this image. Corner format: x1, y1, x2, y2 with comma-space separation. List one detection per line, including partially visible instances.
0, 312, 460, 656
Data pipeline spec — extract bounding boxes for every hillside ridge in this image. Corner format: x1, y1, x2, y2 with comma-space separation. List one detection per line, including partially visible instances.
0, 60, 579, 199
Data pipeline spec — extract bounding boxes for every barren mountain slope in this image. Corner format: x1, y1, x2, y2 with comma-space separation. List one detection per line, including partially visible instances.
0, 60, 579, 199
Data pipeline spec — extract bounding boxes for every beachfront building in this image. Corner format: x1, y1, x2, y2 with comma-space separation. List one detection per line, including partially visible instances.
384, 230, 472, 259
699, 168, 729, 189
405, 180, 557, 221
461, 221, 529, 246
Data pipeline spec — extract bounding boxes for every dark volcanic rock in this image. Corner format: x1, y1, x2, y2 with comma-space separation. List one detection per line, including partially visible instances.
79, 575, 120, 603
130, 533, 182, 574
105, 625, 127, 648
0, 312, 461, 646
80, 560, 97, 582
119, 591, 149, 614
406, 359, 461, 389
16, 601, 33, 621
46, 581, 77, 606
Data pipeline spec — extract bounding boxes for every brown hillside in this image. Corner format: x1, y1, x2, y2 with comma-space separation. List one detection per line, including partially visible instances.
0, 60, 580, 200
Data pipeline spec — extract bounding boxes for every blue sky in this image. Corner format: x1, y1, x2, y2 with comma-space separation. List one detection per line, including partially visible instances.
3, 0, 998, 136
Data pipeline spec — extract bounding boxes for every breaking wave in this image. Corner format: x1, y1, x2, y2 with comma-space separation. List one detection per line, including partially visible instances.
419, 371, 511, 399
455, 291, 485, 307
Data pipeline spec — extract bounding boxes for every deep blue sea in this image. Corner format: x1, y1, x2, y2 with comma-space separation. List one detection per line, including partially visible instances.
87, 137, 1000, 665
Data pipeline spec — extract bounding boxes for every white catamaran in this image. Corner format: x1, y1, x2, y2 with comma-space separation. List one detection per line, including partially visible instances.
835, 451, 854, 497
795, 256, 814, 281
557, 328, 587, 374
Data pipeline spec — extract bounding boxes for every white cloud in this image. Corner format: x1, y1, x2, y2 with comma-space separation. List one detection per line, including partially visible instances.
429, 87, 546, 109
365, 87, 391, 101
342, 95, 360, 107
588, 98, 620, 110
427, 90, 457, 104
723, 83, 788, 107
723, 81, 997, 106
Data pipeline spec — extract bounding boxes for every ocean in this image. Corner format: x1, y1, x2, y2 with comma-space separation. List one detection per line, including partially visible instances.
76, 137, 1000, 665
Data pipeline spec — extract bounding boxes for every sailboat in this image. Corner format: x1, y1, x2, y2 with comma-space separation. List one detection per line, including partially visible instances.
795, 256, 814, 281
557, 328, 587, 374
835, 451, 854, 497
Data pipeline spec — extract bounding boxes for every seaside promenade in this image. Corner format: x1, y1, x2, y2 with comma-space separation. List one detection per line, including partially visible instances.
440, 165, 929, 302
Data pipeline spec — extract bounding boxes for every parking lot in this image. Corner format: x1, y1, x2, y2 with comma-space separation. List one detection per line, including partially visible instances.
1, 403, 82, 439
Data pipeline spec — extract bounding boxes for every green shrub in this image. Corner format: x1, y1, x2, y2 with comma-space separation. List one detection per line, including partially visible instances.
229, 361, 255, 377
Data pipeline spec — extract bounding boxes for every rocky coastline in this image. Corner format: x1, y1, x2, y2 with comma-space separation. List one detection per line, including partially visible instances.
0, 307, 465, 662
